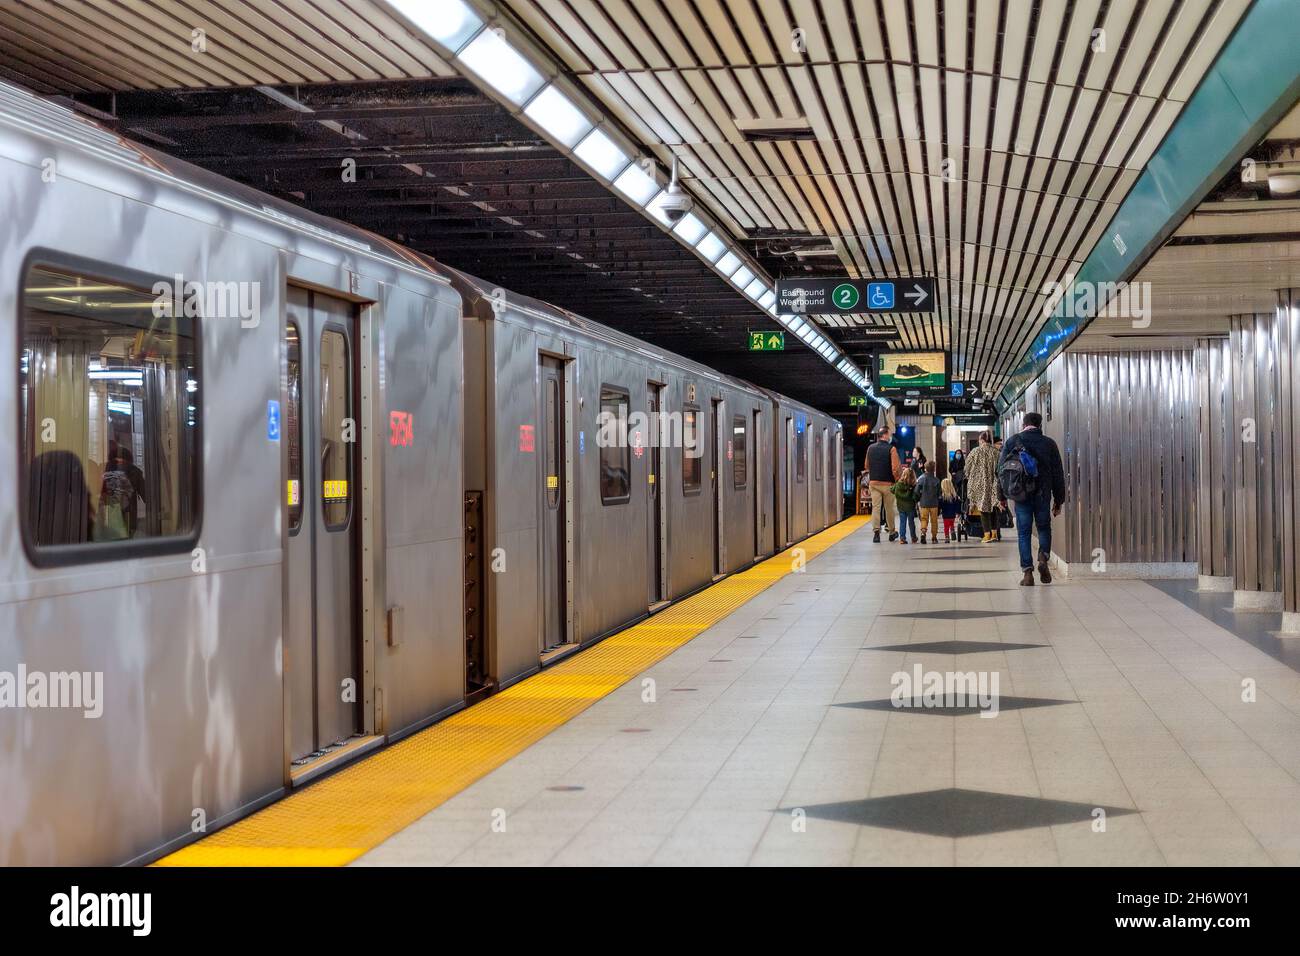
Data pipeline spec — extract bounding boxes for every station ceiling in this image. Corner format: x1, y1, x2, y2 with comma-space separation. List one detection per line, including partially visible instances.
0, 0, 1259, 412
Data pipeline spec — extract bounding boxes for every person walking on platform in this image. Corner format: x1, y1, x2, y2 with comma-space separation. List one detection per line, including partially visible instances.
965, 431, 1000, 543
998, 411, 1066, 586
891, 469, 919, 544
916, 460, 941, 544
939, 475, 961, 542
866, 425, 902, 544
949, 448, 966, 485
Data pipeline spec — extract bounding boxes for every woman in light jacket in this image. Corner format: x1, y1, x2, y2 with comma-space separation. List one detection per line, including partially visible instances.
964, 431, 1001, 543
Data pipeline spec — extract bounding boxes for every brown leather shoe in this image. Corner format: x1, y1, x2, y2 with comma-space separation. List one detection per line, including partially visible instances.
1020, 568, 1036, 587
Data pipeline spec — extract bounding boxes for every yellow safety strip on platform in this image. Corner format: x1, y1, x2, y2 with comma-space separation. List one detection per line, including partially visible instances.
157, 516, 868, 867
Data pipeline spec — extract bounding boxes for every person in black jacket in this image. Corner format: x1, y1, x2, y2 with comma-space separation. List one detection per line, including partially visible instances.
997, 412, 1065, 586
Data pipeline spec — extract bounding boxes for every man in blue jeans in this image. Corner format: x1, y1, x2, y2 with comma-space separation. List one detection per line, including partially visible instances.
996, 412, 1065, 586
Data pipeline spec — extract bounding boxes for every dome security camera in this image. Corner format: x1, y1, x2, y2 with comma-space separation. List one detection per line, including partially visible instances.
660, 156, 693, 223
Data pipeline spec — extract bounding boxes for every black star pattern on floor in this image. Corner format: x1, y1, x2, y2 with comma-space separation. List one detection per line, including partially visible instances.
784, 788, 1136, 837
863, 640, 1048, 654
885, 609, 1030, 620
835, 695, 1076, 717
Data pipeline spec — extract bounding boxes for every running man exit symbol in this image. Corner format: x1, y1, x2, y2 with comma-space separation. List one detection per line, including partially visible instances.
748, 331, 785, 351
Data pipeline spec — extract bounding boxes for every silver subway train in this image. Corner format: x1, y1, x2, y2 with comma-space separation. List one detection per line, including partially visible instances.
0, 80, 843, 865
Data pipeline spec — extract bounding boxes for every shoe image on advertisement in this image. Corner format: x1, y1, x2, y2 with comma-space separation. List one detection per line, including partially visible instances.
894, 363, 928, 379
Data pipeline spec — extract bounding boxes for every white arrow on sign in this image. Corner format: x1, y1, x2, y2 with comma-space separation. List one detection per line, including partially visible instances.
904, 284, 928, 307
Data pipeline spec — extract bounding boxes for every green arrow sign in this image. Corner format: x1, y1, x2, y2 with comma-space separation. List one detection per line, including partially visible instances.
748, 331, 784, 351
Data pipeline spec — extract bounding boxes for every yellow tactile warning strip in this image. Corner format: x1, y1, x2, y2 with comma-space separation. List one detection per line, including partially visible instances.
157, 516, 869, 866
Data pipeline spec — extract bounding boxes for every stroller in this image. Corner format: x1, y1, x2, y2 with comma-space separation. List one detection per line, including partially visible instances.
954, 473, 977, 542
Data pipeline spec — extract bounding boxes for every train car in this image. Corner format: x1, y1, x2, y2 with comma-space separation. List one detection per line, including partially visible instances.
0, 82, 465, 865
456, 270, 780, 686
0, 79, 843, 866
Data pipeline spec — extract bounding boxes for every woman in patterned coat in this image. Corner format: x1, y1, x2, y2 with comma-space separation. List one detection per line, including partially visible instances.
964, 431, 1001, 543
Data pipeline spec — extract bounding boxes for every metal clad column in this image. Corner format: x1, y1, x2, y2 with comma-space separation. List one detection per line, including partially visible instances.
1196, 337, 1234, 585
1230, 313, 1284, 610
1281, 291, 1300, 632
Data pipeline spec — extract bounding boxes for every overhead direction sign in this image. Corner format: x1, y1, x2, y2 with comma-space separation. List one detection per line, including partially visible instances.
777, 277, 936, 315
748, 330, 785, 351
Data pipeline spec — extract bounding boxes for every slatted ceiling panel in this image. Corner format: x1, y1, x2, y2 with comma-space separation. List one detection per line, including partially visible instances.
1168, 0, 1248, 102
29, 1, 214, 88
0, 0, 461, 91
0, 31, 115, 93
493, 0, 1242, 394
1, 10, 190, 90
278, 0, 434, 76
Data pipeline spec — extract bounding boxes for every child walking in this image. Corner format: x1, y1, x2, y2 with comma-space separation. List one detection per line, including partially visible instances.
891, 469, 919, 544
939, 476, 961, 543
915, 460, 941, 544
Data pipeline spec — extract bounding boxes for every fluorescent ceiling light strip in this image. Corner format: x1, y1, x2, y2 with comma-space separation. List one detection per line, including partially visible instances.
714, 251, 741, 276
456, 28, 545, 106
405, 0, 873, 399
612, 163, 658, 204
386, 0, 483, 51
523, 84, 592, 148
573, 129, 630, 180
672, 213, 707, 245
695, 232, 725, 262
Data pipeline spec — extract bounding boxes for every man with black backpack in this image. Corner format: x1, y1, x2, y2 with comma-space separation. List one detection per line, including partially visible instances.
997, 412, 1065, 586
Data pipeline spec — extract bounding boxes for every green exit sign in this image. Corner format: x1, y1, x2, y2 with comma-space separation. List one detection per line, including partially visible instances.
849, 396, 869, 407
749, 330, 785, 351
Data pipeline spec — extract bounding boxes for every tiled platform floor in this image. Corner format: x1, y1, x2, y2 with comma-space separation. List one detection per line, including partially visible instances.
357, 523, 1300, 866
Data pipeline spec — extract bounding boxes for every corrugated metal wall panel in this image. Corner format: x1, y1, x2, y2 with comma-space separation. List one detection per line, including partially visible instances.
1030, 349, 1198, 565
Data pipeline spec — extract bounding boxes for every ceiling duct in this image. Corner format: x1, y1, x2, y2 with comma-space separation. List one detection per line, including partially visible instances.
733, 116, 816, 142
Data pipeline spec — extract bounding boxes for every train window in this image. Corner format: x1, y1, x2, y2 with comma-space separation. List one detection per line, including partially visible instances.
599, 384, 630, 504
682, 405, 701, 494
795, 420, 807, 483
732, 416, 747, 489
319, 328, 351, 529
285, 322, 303, 533
19, 262, 200, 564
545, 377, 560, 508
815, 429, 823, 480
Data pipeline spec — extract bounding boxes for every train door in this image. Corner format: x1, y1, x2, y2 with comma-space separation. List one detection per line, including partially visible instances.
647, 383, 666, 607
784, 416, 794, 547
822, 426, 830, 527
539, 356, 567, 652
712, 398, 724, 575
752, 408, 762, 557
285, 287, 360, 766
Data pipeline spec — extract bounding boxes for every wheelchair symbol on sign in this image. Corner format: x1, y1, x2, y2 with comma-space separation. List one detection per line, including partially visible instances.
867, 282, 894, 309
